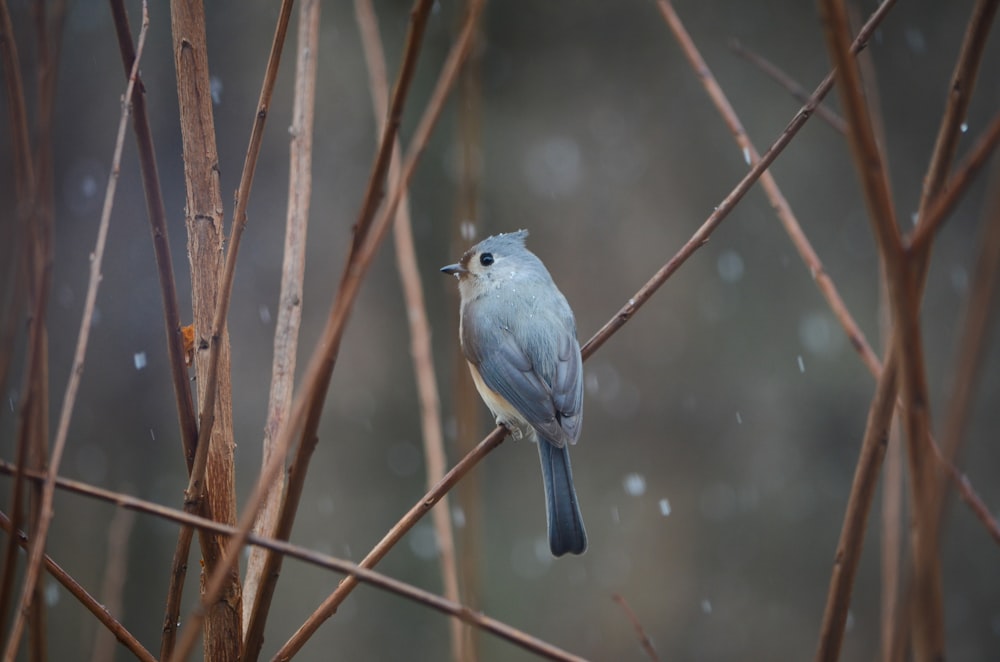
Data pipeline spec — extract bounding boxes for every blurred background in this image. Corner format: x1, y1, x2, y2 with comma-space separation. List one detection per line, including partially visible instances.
1, 0, 999, 659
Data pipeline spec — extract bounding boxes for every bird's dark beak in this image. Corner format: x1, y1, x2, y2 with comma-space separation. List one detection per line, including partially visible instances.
440, 263, 467, 276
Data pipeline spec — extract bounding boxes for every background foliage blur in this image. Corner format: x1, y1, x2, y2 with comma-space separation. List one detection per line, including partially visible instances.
1, 0, 998, 659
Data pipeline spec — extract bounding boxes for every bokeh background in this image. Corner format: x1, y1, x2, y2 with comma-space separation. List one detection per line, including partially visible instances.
1, 0, 999, 659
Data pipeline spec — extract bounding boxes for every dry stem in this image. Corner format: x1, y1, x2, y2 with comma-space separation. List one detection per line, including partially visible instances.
355, 1, 463, 660
0, 463, 582, 662
0, 510, 154, 662
1, 5, 148, 658
242, 0, 319, 656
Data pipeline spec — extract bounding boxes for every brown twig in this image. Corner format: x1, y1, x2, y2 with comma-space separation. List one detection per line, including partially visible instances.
0, 0, 38, 636
0, 0, 36, 403
165, 0, 241, 656
271, 5, 487, 657
183, 0, 452, 658
612, 594, 659, 662
355, 1, 464, 661
0, 510, 154, 662
1, 4, 149, 659
729, 39, 847, 134
927, 441, 1000, 546
657, 0, 881, 379
584, 0, 897, 361
909, 111, 1000, 255
880, 408, 904, 662
905, 0, 998, 657
816, 356, 899, 662
815, 0, 922, 659
89, 507, 136, 662
167, 1, 297, 658
0, 463, 582, 662
108, 0, 198, 469
450, 3, 486, 657
0, 0, 33, 200
242, 0, 319, 656
928, 160, 1000, 543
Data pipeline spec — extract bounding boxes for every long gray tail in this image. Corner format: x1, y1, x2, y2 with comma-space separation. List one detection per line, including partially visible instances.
537, 438, 587, 556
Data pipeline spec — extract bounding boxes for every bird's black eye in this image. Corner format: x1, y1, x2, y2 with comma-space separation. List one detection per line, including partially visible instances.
479, 252, 494, 266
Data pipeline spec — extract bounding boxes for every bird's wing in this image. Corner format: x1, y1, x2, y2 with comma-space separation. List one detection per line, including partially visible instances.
463, 312, 582, 447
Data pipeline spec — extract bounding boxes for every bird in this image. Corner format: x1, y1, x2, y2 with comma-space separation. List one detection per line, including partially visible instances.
442, 229, 587, 556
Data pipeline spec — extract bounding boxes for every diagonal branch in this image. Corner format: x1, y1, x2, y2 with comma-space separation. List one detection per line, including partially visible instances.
729, 39, 847, 135
0, 510, 155, 662
108, 0, 198, 468
355, 1, 463, 660
0, 463, 584, 662
657, 0, 881, 378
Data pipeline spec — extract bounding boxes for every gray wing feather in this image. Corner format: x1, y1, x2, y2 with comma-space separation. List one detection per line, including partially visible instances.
463, 302, 582, 447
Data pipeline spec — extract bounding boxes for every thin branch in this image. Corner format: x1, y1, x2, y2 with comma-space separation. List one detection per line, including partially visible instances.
175, 1, 449, 659
927, 441, 1000, 546
612, 594, 659, 662
0, 0, 40, 636
108, 0, 198, 468
271, 5, 488, 656
816, 356, 898, 662
0, 0, 34, 200
927, 139, 1000, 555
450, 3, 486, 657
1, 4, 149, 658
186, 0, 296, 496
657, 0, 881, 379
913, 0, 999, 220
584, 0, 897, 361
355, 2, 463, 661
89, 507, 136, 662
0, 463, 583, 662
729, 39, 847, 134
242, 0, 319, 655
274, 2, 905, 656
168, 0, 296, 655
0, 510, 155, 662
907, 0, 998, 657
909, 110, 1000, 255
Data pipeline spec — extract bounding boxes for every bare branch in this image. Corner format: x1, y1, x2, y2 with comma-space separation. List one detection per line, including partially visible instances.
2, 4, 149, 658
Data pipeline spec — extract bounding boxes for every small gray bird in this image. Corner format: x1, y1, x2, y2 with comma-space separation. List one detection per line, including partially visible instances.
441, 229, 587, 556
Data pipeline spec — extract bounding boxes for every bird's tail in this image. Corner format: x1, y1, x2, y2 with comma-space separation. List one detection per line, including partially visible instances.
537, 438, 587, 556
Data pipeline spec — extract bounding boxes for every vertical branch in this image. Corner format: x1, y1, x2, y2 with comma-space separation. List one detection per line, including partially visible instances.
169, 0, 297, 650
932, 164, 1000, 526
1, 5, 148, 658
0, 0, 36, 635
354, 1, 463, 660
108, 0, 198, 468
173, 0, 446, 658
450, 1, 485, 658
241, 0, 319, 655
89, 508, 136, 662
166, 1, 240, 658
272, 3, 486, 657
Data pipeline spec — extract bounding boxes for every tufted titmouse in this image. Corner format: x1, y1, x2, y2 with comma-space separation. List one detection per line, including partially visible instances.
442, 229, 587, 556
